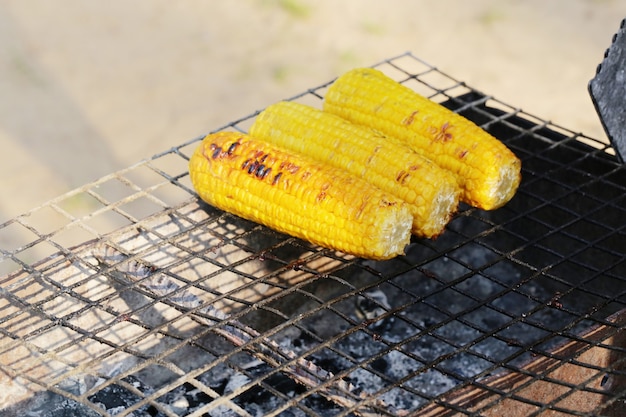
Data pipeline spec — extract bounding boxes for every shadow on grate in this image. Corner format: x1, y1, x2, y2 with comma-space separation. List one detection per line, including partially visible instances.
1, 52, 625, 417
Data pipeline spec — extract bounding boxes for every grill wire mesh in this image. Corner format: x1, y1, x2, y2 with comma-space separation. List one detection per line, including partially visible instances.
1, 52, 626, 417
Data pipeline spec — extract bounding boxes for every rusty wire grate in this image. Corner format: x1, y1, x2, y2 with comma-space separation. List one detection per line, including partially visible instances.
1, 52, 626, 416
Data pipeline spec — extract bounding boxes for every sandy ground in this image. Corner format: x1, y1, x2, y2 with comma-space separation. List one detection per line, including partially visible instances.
0, 0, 624, 244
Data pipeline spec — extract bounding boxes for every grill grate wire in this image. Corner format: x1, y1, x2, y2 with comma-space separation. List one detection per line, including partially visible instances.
1, 52, 625, 416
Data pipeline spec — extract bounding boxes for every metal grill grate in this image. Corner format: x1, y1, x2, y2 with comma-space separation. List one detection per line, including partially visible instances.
1, 52, 625, 417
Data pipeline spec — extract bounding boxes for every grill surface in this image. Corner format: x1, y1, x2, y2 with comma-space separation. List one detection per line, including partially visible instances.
1, 53, 625, 416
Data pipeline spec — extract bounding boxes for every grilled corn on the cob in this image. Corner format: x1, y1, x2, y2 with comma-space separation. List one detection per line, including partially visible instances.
189, 131, 413, 260
324, 67, 522, 210
249, 101, 460, 238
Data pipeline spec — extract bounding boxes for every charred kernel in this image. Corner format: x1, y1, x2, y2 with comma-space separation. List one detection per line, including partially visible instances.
248, 160, 259, 174
255, 164, 266, 178
227, 141, 240, 155
260, 167, 271, 179
212, 146, 223, 159
242, 159, 251, 170
272, 172, 282, 185
259, 154, 268, 163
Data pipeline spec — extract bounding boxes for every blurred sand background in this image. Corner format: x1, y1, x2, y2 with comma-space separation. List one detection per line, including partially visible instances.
0, 0, 624, 225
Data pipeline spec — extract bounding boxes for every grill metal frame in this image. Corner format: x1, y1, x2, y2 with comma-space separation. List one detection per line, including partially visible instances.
1, 52, 625, 416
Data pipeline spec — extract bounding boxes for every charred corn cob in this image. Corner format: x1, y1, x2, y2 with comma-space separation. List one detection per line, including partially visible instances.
324, 67, 522, 210
249, 101, 460, 238
189, 131, 413, 260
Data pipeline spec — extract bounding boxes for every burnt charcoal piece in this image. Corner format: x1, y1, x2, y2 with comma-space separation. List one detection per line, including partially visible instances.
88, 375, 159, 416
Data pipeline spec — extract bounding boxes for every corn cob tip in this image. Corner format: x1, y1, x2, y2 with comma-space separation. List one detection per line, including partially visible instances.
426, 184, 460, 237
477, 157, 521, 210
372, 203, 413, 258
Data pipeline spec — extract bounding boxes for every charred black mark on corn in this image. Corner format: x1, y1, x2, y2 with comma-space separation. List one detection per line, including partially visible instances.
256, 165, 271, 179
243, 159, 271, 179
239, 150, 277, 182
242, 156, 282, 185
245, 159, 258, 174
211, 145, 223, 159
227, 140, 240, 155
207, 140, 241, 160
247, 160, 258, 174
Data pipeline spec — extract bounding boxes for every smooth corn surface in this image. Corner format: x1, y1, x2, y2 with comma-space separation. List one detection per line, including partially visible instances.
189, 131, 413, 260
250, 101, 460, 238
324, 68, 522, 210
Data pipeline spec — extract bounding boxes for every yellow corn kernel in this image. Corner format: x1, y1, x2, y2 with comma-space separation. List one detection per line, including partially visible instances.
188, 131, 413, 260
324, 67, 522, 210
249, 101, 460, 238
